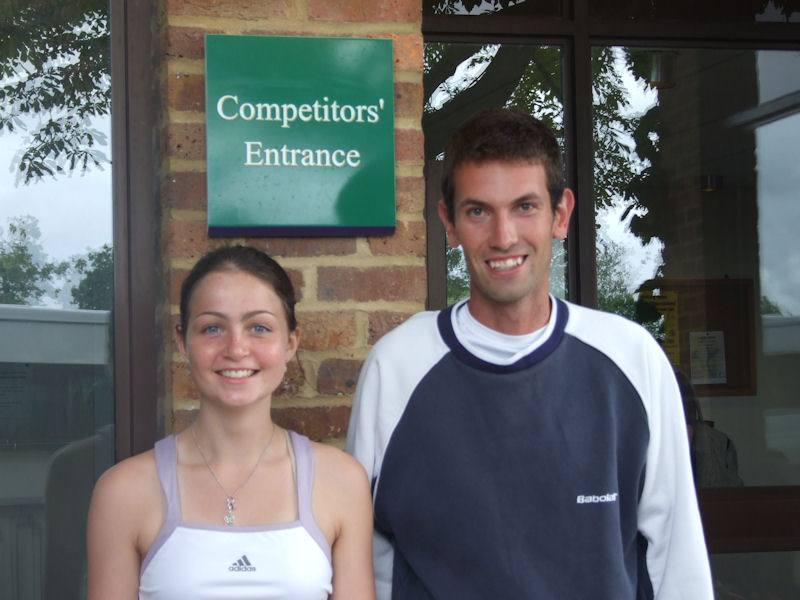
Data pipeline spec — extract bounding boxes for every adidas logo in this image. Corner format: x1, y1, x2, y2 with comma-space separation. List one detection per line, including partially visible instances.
229, 555, 256, 572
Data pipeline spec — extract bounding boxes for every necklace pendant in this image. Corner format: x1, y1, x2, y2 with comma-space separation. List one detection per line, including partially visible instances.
224, 497, 236, 525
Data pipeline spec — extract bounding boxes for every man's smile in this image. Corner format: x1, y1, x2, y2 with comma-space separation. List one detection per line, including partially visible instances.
487, 256, 526, 271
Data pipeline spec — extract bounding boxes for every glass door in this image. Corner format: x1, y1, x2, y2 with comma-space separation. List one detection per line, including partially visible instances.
0, 2, 114, 598
592, 45, 800, 599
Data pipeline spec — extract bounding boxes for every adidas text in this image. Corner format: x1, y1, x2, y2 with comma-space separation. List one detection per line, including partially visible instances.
230, 555, 256, 572
576, 493, 618, 504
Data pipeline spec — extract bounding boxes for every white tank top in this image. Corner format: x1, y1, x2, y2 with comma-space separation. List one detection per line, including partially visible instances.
139, 431, 333, 599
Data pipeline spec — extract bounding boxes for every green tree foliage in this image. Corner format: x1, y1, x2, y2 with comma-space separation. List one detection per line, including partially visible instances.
596, 236, 664, 339
445, 245, 470, 305
0, 215, 67, 304
591, 47, 647, 212
760, 295, 784, 316
428, 0, 516, 15
0, 215, 111, 309
70, 243, 112, 310
0, 0, 110, 183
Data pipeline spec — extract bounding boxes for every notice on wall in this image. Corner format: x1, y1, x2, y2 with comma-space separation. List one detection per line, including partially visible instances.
0, 364, 29, 418
205, 35, 396, 237
689, 330, 727, 384
637, 287, 680, 366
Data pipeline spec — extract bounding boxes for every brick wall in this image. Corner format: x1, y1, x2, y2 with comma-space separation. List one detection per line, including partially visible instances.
161, 0, 425, 445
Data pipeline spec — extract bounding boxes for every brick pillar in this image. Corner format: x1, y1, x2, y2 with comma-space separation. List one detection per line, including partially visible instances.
161, 0, 424, 444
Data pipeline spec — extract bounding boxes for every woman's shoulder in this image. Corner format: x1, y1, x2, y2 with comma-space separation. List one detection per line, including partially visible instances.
306, 438, 370, 508
87, 444, 168, 589
306, 438, 372, 543
91, 445, 162, 516
310, 439, 367, 479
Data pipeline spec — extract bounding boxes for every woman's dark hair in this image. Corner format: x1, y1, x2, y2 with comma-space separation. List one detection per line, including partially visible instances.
178, 245, 297, 337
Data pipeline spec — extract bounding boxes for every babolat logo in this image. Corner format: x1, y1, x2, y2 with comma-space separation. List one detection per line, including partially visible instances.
576, 493, 618, 504
229, 555, 256, 572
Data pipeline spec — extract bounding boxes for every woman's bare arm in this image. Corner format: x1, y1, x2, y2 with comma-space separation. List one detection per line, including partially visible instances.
86, 454, 158, 600
313, 444, 376, 600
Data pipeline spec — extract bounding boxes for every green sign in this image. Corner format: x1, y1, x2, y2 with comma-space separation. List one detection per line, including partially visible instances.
205, 35, 396, 236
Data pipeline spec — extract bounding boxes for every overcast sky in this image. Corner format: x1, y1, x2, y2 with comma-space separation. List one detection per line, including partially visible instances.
755, 51, 800, 316
0, 117, 112, 263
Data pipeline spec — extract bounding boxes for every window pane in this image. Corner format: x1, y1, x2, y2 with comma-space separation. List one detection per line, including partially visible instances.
711, 551, 800, 598
589, 0, 800, 23
592, 46, 800, 488
424, 0, 562, 18
0, 1, 114, 597
423, 42, 566, 304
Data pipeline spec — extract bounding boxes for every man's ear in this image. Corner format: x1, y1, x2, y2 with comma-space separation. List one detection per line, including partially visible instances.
438, 200, 459, 248
553, 188, 575, 240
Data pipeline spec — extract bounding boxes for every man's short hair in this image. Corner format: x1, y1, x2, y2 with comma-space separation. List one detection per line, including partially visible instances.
440, 107, 565, 221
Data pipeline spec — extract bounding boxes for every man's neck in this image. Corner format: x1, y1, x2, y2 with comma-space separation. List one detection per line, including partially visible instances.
466, 294, 553, 335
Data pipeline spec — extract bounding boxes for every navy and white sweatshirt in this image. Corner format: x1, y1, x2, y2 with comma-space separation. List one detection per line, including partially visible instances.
346, 298, 713, 600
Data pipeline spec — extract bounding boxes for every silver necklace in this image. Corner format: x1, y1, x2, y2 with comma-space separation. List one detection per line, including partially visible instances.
190, 423, 276, 525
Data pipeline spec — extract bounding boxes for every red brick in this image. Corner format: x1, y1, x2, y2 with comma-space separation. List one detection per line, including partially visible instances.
297, 311, 358, 351
317, 266, 427, 302
394, 81, 423, 120
272, 405, 352, 441
395, 128, 425, 164
368, 311, 413, 344
387, 33, 423, 71
166, 0, 294, 19
168, 220, 216, 261
163, 171, 207, 211
166, 26, 211, 60
317, 358, 362, 395
169, 269, 189, 306
171, 360, 200, 401
308, 1, 362, 21
368, 220, 426, 256
286, 268, 305, 303
167, 73, 205, 113
274, 357, 306, 397
309, 0, 421, 22
167, 123, 206, 161
172, 408, 197, 434
261, 238, 357, 258
395, 176, 425, 213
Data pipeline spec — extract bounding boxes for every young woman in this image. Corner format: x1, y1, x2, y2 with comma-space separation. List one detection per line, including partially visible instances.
87, 245, 375, 599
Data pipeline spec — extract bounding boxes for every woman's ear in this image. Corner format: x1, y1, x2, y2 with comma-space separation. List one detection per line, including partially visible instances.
174, 324, 188, 361
286, 327, 300, 362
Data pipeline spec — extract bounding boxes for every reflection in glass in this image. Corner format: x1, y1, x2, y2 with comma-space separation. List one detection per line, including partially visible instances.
756, 115, 800, 318
424, 0, 561, 18
423, 42, 565, 304
0, 2, 114, 598
588, 0, 800, 23
710, 551, 800, 599
592, 47, 800, 488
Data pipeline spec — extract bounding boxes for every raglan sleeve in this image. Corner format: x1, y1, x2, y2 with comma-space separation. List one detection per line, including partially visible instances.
346, 342, 396, 600
636, 341, 715, 600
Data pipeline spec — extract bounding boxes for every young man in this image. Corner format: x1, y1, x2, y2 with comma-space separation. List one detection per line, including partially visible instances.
346, 108, 713, 599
